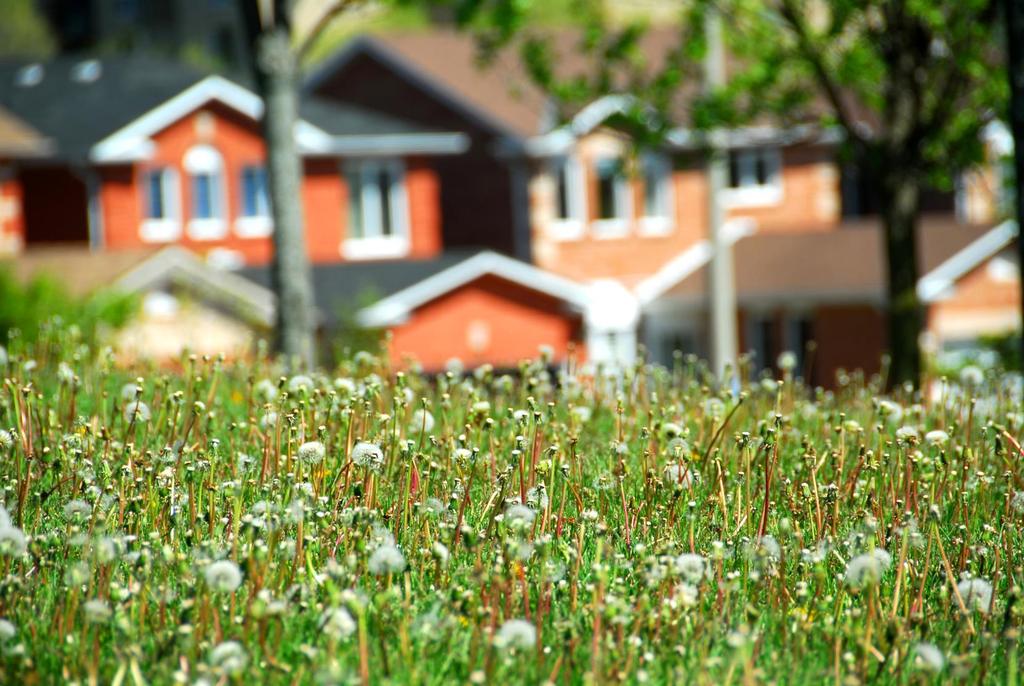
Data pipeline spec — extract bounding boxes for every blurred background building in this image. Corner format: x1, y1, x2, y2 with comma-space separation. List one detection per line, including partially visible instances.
0, 1, 1018, 380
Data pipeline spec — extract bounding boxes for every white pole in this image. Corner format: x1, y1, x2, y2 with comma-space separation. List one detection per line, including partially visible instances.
704, 5, 739, 382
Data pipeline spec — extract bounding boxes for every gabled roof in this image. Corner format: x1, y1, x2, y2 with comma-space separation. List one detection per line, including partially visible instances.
306, 31, 549, 139
654, 217, 1013, 306
0, 56, 465, 162
307, 28, 837, 149
240, 252, 478, 329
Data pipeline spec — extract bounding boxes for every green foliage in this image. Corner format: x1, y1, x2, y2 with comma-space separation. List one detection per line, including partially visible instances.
0, 337, 1022, 683
978, 331, 1023, 371
0, 0, 57, 59
0, 269, 137, 347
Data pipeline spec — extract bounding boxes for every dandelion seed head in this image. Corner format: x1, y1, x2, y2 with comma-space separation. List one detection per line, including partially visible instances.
494, 618, 536, 651
924, 429, 949, 446
777, 351, 797, 372
368, 543, 406, 575
956, 577, 993, 613
123, 400, 151, 424
844, 549, 891, 588
895, 425, 919, 442
287, 375, 315, 394
297, 441, 326, 465
83, 599, 111, 624
913, 642, 944, 673
409, 408, 435, 434
504, 503, 536, 529
959, 365, 984, 388
0, 430, 12, 450
0, 525, 27, 557
0, 619, 14, 641
203, 559, 243, 593
320, 606, 357, 641
209, 640, 248, 676
351, 441, 384, 471
675, 554, 709, 584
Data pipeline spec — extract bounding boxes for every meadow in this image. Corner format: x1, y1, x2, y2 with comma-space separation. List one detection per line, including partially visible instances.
0, 327, 1021, 684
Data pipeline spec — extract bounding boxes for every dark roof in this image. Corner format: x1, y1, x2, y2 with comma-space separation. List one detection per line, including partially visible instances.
309, 27, 818, 140
0, 56, 446, 162
0, 56, 206, 161
300, 97, 440, 137
664, 216, 1000, 302
239, 252, 477, 327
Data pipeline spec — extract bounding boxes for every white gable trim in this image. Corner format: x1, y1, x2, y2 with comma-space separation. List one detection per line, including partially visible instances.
90, 75, 333, 163
634, 219, 757, 305
917, 220, 1018, 302
115, 246, 276, 326
319, 132, 470, 156
357, 251, 590, 328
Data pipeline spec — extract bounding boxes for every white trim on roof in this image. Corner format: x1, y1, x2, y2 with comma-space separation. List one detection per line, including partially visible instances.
316, 132, 470, 156
504, 94, 655, 157
356, 250, 590, 328
89, 75, 334, 163
666, 124, 842, 151
115, 246, 276, 326
917, 220, 1018, 303
634, 219, 757, 305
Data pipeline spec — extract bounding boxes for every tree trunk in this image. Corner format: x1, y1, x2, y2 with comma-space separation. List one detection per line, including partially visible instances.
1004, 0, 1024, 364
254, 25, 316, 371
880, 168, 923, 387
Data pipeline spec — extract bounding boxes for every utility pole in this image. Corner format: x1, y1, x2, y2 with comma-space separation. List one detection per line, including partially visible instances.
704, 6, 739, 382
1003, 0, 1024, 364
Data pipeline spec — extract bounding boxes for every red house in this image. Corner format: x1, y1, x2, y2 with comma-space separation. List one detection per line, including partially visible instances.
0, 56, 466, 267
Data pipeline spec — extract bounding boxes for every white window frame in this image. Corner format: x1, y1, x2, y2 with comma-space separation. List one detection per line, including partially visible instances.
139, 166, 181, 243
183, 144, 228, 240
547, 154, 586, 241
639, 152, 674, 235
342, 159, 410, 260
592, 156, 631, 238
723, 147, 783, 208
235, 164, 272, 238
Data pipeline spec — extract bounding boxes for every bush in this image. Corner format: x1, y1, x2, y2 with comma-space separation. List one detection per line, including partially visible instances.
0, 268, 137, 348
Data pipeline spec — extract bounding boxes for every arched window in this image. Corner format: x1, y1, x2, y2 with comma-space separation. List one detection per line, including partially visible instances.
183, 145, 227, 239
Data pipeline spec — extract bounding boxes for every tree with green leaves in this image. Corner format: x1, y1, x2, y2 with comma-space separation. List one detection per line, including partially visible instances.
459, 0, 1006, 386
0, 0, 56, 59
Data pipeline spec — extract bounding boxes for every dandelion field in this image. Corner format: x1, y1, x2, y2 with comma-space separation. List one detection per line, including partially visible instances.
0, 332, 1022, 684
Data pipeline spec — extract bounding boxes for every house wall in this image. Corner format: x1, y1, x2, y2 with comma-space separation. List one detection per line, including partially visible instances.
386, 274, 585, 370
530, 134, 841, 284
96, 102, 443, 265
310, 52, 521, 257
926, 250, 1021, 346
0, 165, 24, 256
115, 290, 259, 361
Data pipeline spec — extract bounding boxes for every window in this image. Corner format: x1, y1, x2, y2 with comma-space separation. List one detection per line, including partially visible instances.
748, 313, 777, 373
724, 148, 782, 207
640, 152, 673, 234
183, 145, 226, 240
784, 314, 814, 377
547, 155, 585, 239
343, 159, 409, 259
140, 167, 180, 243
593, 157, 630, 237
236, 165, 271, 237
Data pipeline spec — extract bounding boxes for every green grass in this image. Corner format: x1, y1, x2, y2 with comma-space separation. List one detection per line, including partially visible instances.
0, 325, 1022, 684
